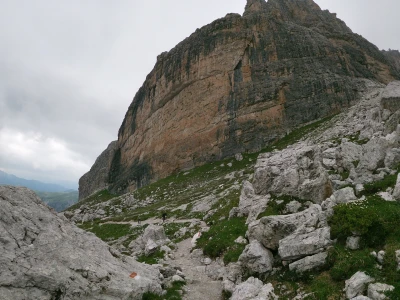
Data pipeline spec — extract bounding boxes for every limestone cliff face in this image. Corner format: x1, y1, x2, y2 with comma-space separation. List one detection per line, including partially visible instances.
80, 0, 400, 199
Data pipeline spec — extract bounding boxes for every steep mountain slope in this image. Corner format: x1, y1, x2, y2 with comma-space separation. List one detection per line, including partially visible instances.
80, 0, 400, 199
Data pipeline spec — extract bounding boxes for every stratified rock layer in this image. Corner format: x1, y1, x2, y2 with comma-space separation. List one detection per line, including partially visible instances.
80, 0, 400, 198
0, 186, 162, 300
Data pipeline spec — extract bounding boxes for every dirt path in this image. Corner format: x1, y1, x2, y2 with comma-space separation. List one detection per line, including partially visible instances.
170, 237, 223, 300
105, 217, 201, 226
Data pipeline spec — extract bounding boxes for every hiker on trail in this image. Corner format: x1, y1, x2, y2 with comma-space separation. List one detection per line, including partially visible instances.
137, 216, 141, 225
162, 212, 167, 223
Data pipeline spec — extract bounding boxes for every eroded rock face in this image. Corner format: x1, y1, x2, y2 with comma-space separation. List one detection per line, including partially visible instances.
79, 141, 118, 200
0, 186, 162, 300
80, 0, 399, 197
253, 144, 332, 203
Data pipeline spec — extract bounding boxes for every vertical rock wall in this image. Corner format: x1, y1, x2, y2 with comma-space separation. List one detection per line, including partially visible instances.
80, 0, 400, 199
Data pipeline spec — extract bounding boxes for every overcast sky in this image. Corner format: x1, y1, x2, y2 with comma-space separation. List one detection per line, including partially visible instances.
0, 0, 399, 189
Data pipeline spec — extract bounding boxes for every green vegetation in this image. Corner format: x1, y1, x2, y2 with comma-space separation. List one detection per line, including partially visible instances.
35, 190, 78, 212
137, 250, 165, 265
329, 196, 400, 247
78, 222, 132, 241
362, 169, 399, 196
142, 282, 185, 300
67, 189, 115, 211
196, 217, 247, 262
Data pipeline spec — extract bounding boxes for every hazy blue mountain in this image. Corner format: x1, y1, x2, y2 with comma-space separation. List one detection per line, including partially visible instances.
0, 170, 69, 192
35, 190, 79, 212
0, 170, 79, 211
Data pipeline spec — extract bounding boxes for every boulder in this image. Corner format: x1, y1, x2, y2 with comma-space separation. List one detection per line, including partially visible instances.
238, 240, 274, 274
338, 141, 363, 171
377, 251, 385, 265
278, 227, 333, 260
345, 271, 375, 299
288, 252, 328, 273
247, 205, 323, 250
395, 250, 400, 270
333, 187, 358, 204
145, 239, 159, 256
393, 173, 400, 201
171, 275, 185, 283
0, 186, 162, 300
346, 236, 361, 250
283, 201, 302, 214
368, 283, 394, 300
381, 81, 400, 113
232, 181, 269, 224
231, 277, 277, 300
253, 144, 332, 203
129, 224, 168, 253
351, 297, 372, 300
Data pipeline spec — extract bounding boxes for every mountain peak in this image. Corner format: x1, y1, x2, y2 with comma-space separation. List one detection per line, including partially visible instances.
244, 0, 268, 16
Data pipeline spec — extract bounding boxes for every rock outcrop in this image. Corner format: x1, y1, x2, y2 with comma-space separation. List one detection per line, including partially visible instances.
0, 186, 162, 300
80, 0, 400, 198
79, 141, 118, 200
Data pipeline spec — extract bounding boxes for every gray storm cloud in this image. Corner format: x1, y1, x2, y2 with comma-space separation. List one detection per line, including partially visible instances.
0, 0, 398, 188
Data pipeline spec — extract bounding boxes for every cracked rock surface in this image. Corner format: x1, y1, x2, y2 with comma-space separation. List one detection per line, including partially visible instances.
0, 186, 162, 300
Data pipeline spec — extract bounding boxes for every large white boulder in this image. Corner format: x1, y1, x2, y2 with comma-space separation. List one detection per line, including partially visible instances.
231, 277, 277, 300
238, 240, 274, 274
278, 227, 333, 260
129, 224, 169, 254
253, 144, 332, 203
345, 271, 375, 299
233, 181, 270, 224
247, 205, 323, 250
368, 283, 394, 300
0, 186, 162, 300
288, 252, 328, 273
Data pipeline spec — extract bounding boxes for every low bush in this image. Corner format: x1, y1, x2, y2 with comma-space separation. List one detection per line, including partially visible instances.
196, 217, 247, 260
329, 196, 400, 247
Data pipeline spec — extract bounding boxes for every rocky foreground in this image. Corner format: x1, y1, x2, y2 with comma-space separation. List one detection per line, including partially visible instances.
0, 186, 162, 300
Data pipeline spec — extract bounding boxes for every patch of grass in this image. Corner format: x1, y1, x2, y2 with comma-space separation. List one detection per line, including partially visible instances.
137, 249, 165, 265
362, 170, 399, 196
257, 195, 307, 219
329, 196, 400, 247
67, 189, 116, 211
142, 282, 185, 300
78, 222, 132, 241
304, 272, 343, 300
196, 217, 247, 260
327, 245, 377, 281
223, 243, 246, 265
339, 170, 350, 181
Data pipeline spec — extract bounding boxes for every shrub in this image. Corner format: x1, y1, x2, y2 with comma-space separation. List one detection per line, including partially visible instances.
329, 196, 400, 247
196, 217, 247, 260
327, 245, 377, 281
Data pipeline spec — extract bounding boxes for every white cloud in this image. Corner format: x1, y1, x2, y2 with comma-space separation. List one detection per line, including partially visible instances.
0, 128, 90, 183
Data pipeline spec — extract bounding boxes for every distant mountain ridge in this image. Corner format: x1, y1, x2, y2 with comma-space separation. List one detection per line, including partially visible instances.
0, 170, 70, 192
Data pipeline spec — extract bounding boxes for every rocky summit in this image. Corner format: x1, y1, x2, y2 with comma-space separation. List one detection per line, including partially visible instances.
79, 0, 400, 199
